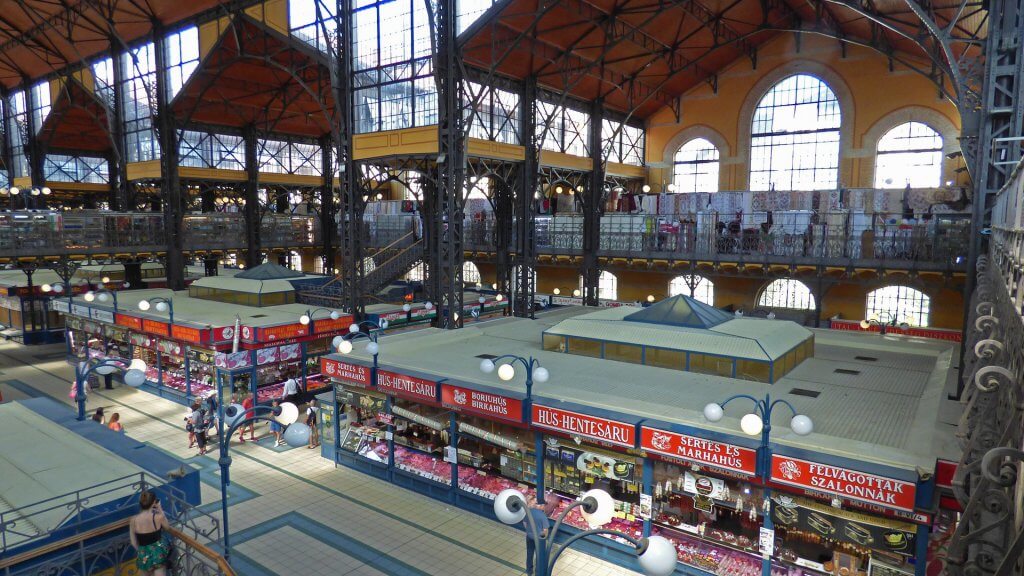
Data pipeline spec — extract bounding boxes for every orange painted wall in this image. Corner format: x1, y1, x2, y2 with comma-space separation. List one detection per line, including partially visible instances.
644, 34, 967, 190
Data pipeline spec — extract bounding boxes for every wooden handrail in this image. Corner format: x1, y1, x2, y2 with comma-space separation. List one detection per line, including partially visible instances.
167, 526, 238, 576
0, 519, 130, 568
376, 230, 416, 254
0, 519, 237, 576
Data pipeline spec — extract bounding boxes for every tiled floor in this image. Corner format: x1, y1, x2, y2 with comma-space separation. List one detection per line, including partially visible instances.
0, 341, 640, 576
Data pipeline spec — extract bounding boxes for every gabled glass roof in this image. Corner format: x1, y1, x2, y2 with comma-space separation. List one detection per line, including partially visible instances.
623, 295, 734, 329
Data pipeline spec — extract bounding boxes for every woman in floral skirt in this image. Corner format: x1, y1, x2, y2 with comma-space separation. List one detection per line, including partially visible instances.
130, 490, 171, 575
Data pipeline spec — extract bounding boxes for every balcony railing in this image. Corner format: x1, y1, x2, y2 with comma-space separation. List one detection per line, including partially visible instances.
461, 211, 970, 269
0, 211, 319, 258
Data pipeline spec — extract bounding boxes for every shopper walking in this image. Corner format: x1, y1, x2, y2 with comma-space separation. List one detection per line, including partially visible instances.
192, 405, 210, 456
130, 490, 171, 576
523, 495, 551, 576
237, 393, 257, 443
280, 378, 300, 406
107, 413, 124, 433
185, 403, 198, 448
305, 399, 320, 449
91, 407, 106, 425
269, 400, 284, 446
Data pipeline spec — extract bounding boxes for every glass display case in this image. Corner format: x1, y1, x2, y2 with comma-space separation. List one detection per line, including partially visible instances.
391, 399, 450, 484
337, 387, 389, 463
454, 415, 534, 499
187, 347, 217, 398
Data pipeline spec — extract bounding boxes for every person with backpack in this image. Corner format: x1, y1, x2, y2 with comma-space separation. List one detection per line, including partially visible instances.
192, 405, 210, 456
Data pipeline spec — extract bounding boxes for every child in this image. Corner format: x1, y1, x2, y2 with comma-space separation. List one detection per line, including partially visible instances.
269, 400, 283, 446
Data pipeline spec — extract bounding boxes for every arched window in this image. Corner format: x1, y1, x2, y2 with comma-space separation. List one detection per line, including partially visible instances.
405, 261, 425, 282
672, 138, 719, 193
668, 274, 714, 305
750, 75, 841, 192
363, 257, 376, 275
579, 272, 618, 301
874, 122, 943, 188
866, 285, 930, 327
758, 279, 815, 310
463, 261, 481, 284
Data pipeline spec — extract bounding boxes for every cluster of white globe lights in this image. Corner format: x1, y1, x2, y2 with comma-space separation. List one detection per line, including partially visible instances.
0, 186, 52, 196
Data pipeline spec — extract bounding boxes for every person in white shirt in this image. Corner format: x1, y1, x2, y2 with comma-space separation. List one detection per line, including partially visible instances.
280, 378, 300, 405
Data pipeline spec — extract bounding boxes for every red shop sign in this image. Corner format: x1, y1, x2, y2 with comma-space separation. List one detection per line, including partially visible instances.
171, 325, 205, 344
640, 427, 757, 476
532, 405, 635, 448
441, 384, 523, 423
142, 319, 170, 337
376, 370, 437, 402
211, 326, 236, 342
116, 314, 143, 330
259, 323, 309, 342
321, 357, 371, 387
311, 315, 352, 334
771, 455, 917, 512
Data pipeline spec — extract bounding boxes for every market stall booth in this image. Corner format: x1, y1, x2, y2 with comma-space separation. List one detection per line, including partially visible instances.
60, 282, 352, 407
320, 309, 955, 576
0, 269, 72, 344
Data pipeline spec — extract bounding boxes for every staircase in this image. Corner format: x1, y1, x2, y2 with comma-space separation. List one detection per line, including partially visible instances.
0, 480, 233, 576
299, 232, 424, 310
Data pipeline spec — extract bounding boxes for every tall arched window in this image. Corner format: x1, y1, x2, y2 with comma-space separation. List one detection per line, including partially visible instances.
363, 257, 376, 274
866, 285, 930, 327
463, 261, 481, 284
874, 122, 943, 188
579, 272, 618, 301
750, 75, 841, 191
668, 274, 715, 305
673, 138, 720, 193
758, 279, 815, 310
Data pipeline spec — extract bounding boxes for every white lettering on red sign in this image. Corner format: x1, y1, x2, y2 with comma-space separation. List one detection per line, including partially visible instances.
377, 370, 436, 402
531, 405, 635, 447
441, 384, 523, 422
771, 455, 917, 512
641, 427, 757, 475
321, 358, 370, 387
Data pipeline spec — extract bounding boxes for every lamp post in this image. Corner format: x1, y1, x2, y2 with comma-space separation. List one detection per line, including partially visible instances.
298, 307, 341, 334
218, 402, 308, 564
336, 320, 388, 368
479, 354, 549, 399
74, 357, 148, 420
84, 288, 119, 312
860, 312, 909, 335
41, 280, 79, 306
493, 488, 677, 576
703, 394, 813, 575
138, 296, 174, 324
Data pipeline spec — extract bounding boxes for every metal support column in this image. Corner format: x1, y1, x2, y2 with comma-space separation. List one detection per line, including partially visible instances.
582, 100, 604, 306
513, 78, 539, 318
336, 0, 365, 318
0, 89, 14, 194
153, 25, 185, 291
243, 125, 262, 268
109, 40, 130, 211
431, 0, 466, 328
320, 134, 336, 275
960, 0, 1024, 382
23, 79, 45, 209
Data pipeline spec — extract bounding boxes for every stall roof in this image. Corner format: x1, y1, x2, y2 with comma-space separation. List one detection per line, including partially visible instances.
545, 305, 810, 362
0, 269, 62, 288
189, 276, 298, 295
336, 307, 957, 473
73, 289, 344, 329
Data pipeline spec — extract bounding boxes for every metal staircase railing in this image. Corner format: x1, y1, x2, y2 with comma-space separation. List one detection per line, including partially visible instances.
298, 232, 424, 309
0, 478, 232, 576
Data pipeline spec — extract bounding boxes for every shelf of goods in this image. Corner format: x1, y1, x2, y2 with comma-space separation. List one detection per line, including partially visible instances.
255, 361, 303, 403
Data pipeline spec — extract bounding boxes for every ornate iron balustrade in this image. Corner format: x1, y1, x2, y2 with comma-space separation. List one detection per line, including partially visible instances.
946, 158, 1024, 576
